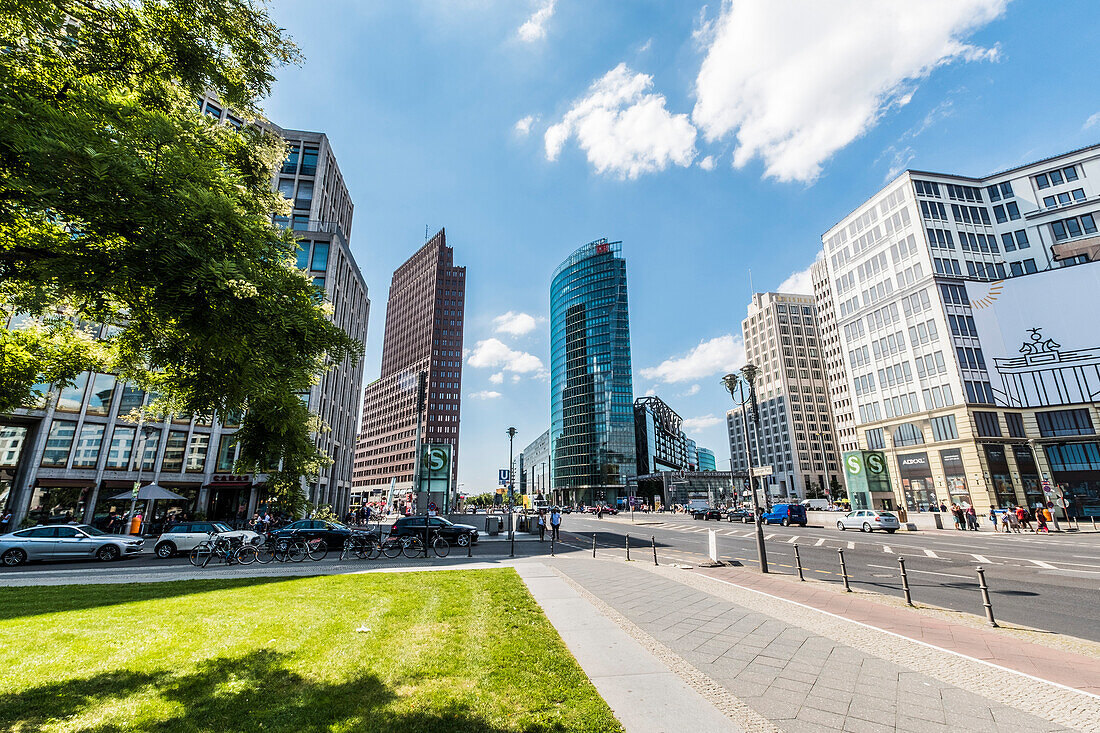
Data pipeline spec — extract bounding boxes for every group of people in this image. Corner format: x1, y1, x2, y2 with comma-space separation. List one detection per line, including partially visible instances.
993, 505, 1054, 533
343, 505, 375, 526
534, 507, 562, 541
942, 502, 980, 530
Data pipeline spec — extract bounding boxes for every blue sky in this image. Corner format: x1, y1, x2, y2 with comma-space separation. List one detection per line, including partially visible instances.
262, 0, 1100, 492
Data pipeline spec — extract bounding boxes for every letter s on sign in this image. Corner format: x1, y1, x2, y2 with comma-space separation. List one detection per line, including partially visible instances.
867, 454, 884, 474
846, 455, 862, 474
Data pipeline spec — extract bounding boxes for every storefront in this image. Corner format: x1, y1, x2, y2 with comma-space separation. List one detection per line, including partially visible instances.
204, 474, 255, 525
897, 452, 937, 511
1043, 442, 1100, 518
939, 449, 972, 507
1012, 444, 1044, 509
983, 445, 1018, 508
26, 480, 95, 525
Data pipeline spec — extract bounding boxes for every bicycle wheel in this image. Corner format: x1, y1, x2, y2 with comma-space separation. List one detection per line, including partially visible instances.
289, 541, 308, 562
307, 540, 328, 561
236, 545, 258, 565
365, 539, 381, 560
254, 543, 274, 564
382, 538, 402, 559
432, 537, 450, 558
401, 536, 423, 559
189, 544, 211, 567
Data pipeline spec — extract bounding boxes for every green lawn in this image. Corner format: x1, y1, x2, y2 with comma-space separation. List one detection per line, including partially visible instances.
0, 569, 622, 733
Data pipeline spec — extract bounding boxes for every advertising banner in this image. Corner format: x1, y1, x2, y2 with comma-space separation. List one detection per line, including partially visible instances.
842, 451, 889, 510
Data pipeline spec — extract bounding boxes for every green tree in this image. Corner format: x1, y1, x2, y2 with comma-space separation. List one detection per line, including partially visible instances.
0, 0, 362, 515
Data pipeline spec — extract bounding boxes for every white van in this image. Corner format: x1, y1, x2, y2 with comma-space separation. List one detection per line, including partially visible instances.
801, 498, 830, 511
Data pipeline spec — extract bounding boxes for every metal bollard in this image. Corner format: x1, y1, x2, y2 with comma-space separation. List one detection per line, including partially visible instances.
550, 534, 555, 557
898, 556, 912, 606
652, 535, 658, 566
467, 535, 472, 558
592, 534, 596, 558
1092, 516, 1097, 531
976, 566, 998, 627
794, 544, 804, 581
838, 549, 851, 592
510, 525, 515, 558
626, 533, 630, 562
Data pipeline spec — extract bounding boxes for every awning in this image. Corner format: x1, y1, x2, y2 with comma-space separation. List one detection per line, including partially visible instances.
107, 483, 188, 501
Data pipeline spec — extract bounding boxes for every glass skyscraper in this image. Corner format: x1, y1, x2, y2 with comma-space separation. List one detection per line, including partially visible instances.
550, 239, 636, 506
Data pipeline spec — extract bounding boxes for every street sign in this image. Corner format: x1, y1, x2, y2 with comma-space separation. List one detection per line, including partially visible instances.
752, 465, 773, 476
498, 469, 510, 485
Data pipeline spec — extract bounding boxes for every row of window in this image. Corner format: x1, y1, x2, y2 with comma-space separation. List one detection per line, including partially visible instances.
933, 257, 962, 276
1050, 212, 1097, 241
282, 144, 320, 176
1000, 230, 1030, 251
945, 183, 984, 202
1035, 165, 1079, 190
1043, 188, 1086, 209
986, 181, 1014, 201
992, 201, 1022, 223
41, 421, 238, 473
964, 380, 996, 404
952, 204, 991, 226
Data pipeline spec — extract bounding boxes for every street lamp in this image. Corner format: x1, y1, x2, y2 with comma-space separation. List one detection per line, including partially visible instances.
723, 367, 768, 573
507, 427, 517, 538
124, 424, 159, 536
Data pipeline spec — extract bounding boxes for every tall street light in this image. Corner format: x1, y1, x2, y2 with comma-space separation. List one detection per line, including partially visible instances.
723, 367, 768, 573
507, 426, 517, 538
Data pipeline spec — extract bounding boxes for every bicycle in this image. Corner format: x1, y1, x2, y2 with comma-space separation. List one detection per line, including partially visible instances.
189, 533, 256, 567
290, 530, 328, 561
340, 531, 379, 560
255, 533, 307, 563
400, 530, 450, 559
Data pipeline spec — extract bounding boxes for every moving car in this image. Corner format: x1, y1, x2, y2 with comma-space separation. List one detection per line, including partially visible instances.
726, 508, 755, 523
389, 515, 479, 546
836, 510, 900, 533
691, 507, 723, 521
269, 519, 354, 549
153, 521, 262, 558
0, 524, 143, 565
761, 503, 808, 527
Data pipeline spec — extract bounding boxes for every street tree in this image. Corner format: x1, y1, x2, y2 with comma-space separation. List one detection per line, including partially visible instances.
0, 0, 361, 515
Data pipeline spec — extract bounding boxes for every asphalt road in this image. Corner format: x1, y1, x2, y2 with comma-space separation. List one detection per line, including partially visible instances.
555, 512, 1100, 643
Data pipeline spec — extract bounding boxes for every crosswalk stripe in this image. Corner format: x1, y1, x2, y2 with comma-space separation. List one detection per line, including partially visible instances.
972, 554, 991, 563
1030, 559, 1057, 569
786, 536, 799, 544
882, 545, 893, 553
765, 534, 776, 540
815, 538, 826, 546
924, 549, 939, 558
847, 541, 855, 550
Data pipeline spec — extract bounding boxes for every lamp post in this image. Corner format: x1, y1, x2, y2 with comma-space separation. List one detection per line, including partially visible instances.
507, 427, 517, 538
723, 367, 768, 573
125, 424, 158, 536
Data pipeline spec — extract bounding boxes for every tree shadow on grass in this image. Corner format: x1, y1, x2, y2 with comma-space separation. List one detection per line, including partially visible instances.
0, 649, 582, 733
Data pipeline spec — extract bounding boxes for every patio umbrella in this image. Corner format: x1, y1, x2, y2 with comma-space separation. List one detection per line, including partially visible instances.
107, 483, 188, 536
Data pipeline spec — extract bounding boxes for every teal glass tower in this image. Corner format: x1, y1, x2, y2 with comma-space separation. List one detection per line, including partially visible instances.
550, 239, 636, 507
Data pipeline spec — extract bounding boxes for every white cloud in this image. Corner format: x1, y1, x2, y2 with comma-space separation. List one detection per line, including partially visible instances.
466, 338, 545, 373
698, 155, 716, 171
682, 414, 722, 433
511, 374, 522, 384
882, 145, 917, 182
640, 334, 745, 384
682, 384, 701, 397
469, 390, 502, 400
489, 372, 504, 384
692, 0, 1006, 183
517, 0, 555, 42
492, 310, 540, 336
1085, 111, 1100, 130
775, 252, 823, 295
545, 63, 698, 179
514, 115, 537, 137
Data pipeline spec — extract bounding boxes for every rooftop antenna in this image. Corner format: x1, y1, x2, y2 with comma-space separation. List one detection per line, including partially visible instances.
748, 268, 754, 296
425, 225, 429, 241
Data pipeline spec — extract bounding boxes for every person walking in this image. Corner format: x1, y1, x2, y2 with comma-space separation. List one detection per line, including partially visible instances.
550, 507, 561, 541
1036, 507, 1049, 533
536, 509, 546, 542
1016, 505, 1032, 532
966, 505, 979, 531
951, 504, 963, 530
989, 507, 999, 531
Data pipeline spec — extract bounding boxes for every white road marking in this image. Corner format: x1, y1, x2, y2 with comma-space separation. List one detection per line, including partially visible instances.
787, 536, 799, 544
847, 542, 855, 550
972, 554, 991, 564
882, 546, 893, 554
867, 563, 971, 580
765, 534, 776, 540
924, 549, 939, 558
1030, 559, 1058, 569
814, 538, 826, 547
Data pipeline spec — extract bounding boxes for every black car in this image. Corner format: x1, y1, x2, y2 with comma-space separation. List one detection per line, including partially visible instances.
270, 519, 353, 549
691, 507, 723, 521
726, 508, 755, 523
389, 516, 479, 546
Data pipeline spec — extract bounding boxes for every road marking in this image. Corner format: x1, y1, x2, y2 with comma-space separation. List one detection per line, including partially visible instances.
1030, 559, 1058, 569
765, 534, 776, 540
814, 539, 826, 547
867, 563, 971, 579
972, 554, 991, 563
786, 536, 799, 544
924, 549, 939, 558
882, 546, 893, 554
847, 542, 855, 550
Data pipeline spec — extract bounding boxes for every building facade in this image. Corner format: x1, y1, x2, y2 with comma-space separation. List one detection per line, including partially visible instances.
352, 229, 465, 509
726, 292, 840, 502
549, 239, 636, 507
0, 99, 369, 528
696, 447, 717, 471
520, 429, 551, 501
818, 144, 1100, 517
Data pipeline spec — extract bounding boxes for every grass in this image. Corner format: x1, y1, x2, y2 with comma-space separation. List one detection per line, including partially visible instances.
0, 569, 623, 733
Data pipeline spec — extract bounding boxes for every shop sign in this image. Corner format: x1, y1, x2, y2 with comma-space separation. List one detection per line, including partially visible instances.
212, 474, 252, 484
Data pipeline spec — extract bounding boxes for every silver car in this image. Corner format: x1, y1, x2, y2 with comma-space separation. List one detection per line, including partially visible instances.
836, 510, 900, 533
0, 524, 144, 565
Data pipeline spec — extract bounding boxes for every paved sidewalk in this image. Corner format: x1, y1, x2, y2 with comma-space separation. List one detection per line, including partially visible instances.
695, 564, 1100, 696
515, 563, 742, 733
547, 557, 1098, 732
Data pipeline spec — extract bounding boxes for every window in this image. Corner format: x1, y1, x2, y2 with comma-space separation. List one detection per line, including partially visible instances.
215, 434, 238, 472
105, 426, 135, 469
993, 205, 1007, 223
278, 179, 295, 199
300, 147, 319, 176
1036, 173, 1049, 189
1064, 165, 1079, 181
295, 241, 310, 269
965, 380, 995, 404
138, 430, 160, 471
292, 214, 310, 231
1005, 413, 1025, 438
85, 373, 116, 416
931, 415, 958, 441
866, 428, 885, 449
974, 411, 1001, 437
185, 434, 209, 472
161, 430, 188, 472
310, 242, 329, 271
893, 423, 924, 447
56, 372, 89, 412
294, 180, 313, 209
1005, 201, 1020, 220
282, 145, 300, 175
118, 385, 144, 414
1036, 409, 1094, 437
72, 423, 104, 468
41, 421, 76, 467
1050, 169, 1064, 185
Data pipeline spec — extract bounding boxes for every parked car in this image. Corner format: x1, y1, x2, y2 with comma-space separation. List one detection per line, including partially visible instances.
0, 524, 144, 565
761, 503, 808, 527
726, 508, 755, 523
153, 522, 262, 558
691, 507, 723, 520
389, 516, 479, 546
836, 510, 900, 533
269, 519, 354, 549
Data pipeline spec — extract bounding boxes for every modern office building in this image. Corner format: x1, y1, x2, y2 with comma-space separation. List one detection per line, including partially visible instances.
0, 98, 369, 528
352, 229, 466, 509
550, 238, 636, 507
696, 447, 717, 472
726, 292, 840, 502
520, 429, 551, 500
634, 396, 690, 475
813, 258, 858, 458
818, 144, 1100, 517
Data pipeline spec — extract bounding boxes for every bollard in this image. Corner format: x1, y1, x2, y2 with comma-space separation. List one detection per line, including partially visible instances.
976, 566, 998, 627
652, 535, 658, 566
626, 533, 631, 562
467, 535, 472, 558
898, 556, 912, 606
1092, 516, 1097, 532
550, 533, 555, 557
794, 544, 805, 581
592, 534, 596, 558
510, 525, 515, 558
838, 549, 851, 592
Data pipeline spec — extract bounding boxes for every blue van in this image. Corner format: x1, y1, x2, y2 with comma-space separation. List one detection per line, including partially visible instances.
761, 503, 807, 527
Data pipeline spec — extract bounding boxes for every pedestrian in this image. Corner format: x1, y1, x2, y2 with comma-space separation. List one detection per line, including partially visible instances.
1041, 505, 1053, 530
1016, 505, 1032, 532
951, 504, 963, 530
596, 505, 603, 519
537, 509, 546, 541
550, 507, 561, 541
989, 507, 999, 530
966, 505, 979, 531
1007, 508, 1021, 533
1036, 507, 1049, 533
938, 501, 948, 514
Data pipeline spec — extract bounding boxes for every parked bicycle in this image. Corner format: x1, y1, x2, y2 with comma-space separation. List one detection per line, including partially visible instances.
341, 530, 379, 560
400, 529, 450, 559
189, 532, 257, 567
255, 533, 307, 563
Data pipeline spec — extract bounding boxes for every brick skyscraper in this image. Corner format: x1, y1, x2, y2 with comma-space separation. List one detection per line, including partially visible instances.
352, 229, 465, 507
